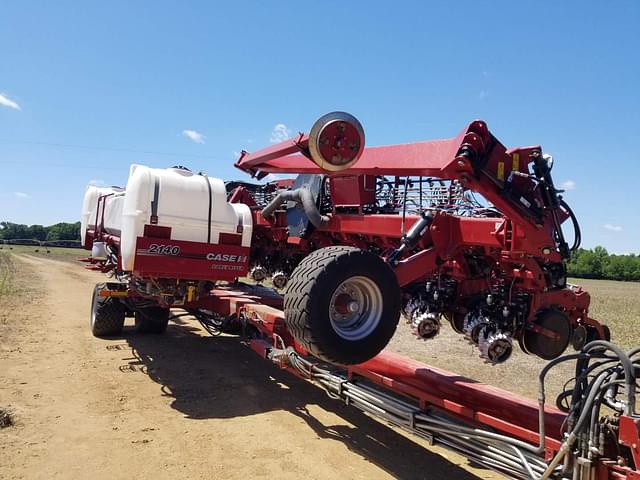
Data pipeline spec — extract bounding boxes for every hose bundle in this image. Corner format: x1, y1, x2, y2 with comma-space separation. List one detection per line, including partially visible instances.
265, 340, 639, 479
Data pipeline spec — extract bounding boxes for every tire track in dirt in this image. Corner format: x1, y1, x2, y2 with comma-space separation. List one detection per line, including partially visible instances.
1, 254, 495, 479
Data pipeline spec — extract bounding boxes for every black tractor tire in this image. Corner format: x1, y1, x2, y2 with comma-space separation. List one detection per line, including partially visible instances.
134, 307, 170, 334
284, 246, 401, 365
91, 283, 125, 337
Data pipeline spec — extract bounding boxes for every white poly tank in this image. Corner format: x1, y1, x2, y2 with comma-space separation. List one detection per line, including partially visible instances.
102, 192, 126, 236
80, 185, 125, 246
119, 165, 252, 271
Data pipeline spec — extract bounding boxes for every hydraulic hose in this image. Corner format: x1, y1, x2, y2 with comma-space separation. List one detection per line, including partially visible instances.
580, 341, 636, 415
261, 187, 330, 229
560, 199, 581, 253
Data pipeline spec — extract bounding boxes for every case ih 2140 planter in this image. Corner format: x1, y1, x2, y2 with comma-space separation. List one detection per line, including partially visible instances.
81, 113, 639, 479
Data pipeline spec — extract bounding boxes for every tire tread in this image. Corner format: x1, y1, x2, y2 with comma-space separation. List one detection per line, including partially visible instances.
91, 283, 125, 337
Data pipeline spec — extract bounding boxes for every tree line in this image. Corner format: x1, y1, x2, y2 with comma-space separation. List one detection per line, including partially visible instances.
0, 221, 81, 242
567, 246, 640, 282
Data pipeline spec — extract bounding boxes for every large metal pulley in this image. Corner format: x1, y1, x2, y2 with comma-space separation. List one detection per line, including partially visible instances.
308, 111, 365, 171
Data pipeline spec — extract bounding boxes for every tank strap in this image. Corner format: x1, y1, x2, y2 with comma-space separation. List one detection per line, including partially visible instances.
150, 177, 160, 225
200, 173, 213, 243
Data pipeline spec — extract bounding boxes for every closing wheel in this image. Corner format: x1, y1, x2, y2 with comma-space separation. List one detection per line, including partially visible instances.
134, 307, 170, 334
284, 246, 401, 365
308, 112, 365, 171
90, 283, 125, 337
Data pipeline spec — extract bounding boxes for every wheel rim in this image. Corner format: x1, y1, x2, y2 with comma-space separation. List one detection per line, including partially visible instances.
328, 276, 383, 341
90, 288, 98, 328
308, 112, 365, 172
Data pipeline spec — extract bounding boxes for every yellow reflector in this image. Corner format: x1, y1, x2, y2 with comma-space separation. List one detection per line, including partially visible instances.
99, 290, 128, 298
512, 153, 520, 172
187, 285, 195, 302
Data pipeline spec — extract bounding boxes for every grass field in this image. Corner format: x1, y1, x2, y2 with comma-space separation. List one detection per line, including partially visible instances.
569, 277, 640, 349
0, 252, 13, 298
0, 244, 82, 262
0, 251, 41, 302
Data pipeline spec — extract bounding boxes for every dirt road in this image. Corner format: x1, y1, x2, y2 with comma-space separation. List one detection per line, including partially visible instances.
0, 255, 496, 480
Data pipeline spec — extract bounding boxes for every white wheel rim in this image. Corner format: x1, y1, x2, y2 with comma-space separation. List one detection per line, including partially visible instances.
328, 276, 383, 341
90, 290, 98, 328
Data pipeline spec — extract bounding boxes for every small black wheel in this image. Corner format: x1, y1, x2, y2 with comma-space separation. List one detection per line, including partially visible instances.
91, 283, 125, 337
284, 246, 401, 365
134, 307, 170, 334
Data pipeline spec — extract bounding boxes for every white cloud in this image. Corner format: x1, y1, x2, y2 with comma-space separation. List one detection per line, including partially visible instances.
0, 93, 21, 110
603, 223, 623, 232
88, 179, 106, 187
560, 180, 576, 191
14, 192, 30, 199
479, 90, 488, 101
270, 123, 291, 143
182, 129, 205, 144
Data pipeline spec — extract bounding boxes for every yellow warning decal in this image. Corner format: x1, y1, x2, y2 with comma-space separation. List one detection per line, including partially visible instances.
497, 161, 505, 180
512, 153, 520, 172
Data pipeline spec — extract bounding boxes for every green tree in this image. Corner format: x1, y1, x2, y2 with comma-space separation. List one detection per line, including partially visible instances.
603, 255, 640, 281
568, 246, 640, 281
0, 222, 29, 240
0, 221, 82, 242
27, 224, 47, 241
46, 222, 81, 241
569, 249, 604, 278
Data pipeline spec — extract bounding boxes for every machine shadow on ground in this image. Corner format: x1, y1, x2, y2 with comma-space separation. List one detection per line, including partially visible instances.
118, 319, 484, 480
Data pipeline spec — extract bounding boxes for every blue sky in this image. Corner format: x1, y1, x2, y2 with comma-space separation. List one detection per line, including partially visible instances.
1, 1, 638, 252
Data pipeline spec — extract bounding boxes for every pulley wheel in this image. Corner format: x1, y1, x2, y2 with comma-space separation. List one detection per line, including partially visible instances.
522, 310, 572, 360
308, 111, 365, 171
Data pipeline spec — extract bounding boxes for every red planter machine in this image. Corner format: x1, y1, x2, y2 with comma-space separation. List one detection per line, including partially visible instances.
82, 113, 639, 479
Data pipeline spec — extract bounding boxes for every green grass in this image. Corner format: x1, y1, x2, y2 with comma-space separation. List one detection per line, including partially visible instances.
0, 252, 13, 297
0, 244, 83, 261
0, 246, 83, 299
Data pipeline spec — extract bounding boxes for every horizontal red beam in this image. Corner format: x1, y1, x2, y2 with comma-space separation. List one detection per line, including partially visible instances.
354, 351, 565, 448
234, 134, 308, 172
235, 125, 470, 178
326, 214, 420, 238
